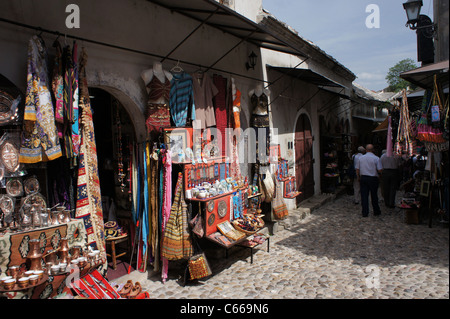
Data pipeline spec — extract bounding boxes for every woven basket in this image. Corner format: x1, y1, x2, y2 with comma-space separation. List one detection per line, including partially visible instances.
232, 218, 265, 236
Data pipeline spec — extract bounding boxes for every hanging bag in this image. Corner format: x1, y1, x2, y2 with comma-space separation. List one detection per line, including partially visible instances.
187, 236, 212, 281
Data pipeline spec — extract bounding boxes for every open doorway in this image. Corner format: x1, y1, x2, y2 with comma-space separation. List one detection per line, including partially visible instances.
89, 87, 136, 278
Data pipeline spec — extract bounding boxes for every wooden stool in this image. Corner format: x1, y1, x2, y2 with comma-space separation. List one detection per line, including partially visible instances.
106, 234, 129, 270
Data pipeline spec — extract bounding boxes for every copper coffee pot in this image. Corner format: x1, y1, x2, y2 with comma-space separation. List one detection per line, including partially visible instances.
27, 239, 43, 271
62, 210, 71, 223
56, 206, 65, 224
58, 237, 70, 264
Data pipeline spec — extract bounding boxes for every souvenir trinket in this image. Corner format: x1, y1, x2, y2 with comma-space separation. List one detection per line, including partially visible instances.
0, 140, 20, 173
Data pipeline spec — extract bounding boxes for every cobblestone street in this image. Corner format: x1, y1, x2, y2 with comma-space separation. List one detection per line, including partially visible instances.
116, 194, 449, 299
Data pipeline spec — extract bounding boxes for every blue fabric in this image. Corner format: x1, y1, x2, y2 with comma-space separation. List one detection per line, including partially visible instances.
170, 72, 196, 127
142, 144, 149, 255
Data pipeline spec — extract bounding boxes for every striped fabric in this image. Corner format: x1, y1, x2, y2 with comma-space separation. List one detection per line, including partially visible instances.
169, 72, 196, 127
161, 173, 193, 260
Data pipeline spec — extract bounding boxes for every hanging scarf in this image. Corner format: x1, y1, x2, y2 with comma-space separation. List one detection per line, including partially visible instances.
51, 40, 64, 137
394, 90, 413, 157
75, 47, 106, 273
72, 41, 80, 158
161, 150, 172, 282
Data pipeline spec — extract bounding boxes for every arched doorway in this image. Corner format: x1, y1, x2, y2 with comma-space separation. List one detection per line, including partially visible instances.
89, 87, 137, 275
295, 113, 314, 204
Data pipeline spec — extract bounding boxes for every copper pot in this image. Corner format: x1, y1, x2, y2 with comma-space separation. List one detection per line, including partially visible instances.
58, 237, 70, 264
63, 210, 71, 223
56, 206, 65, 224
44, 249, 58, 266
28, 239, 42, 259
51, 211, 60, 225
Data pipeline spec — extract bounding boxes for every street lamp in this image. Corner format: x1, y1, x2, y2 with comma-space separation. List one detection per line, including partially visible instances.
403, 0, 423, 29
402, 0, 436, 65
246, 51, 257, 70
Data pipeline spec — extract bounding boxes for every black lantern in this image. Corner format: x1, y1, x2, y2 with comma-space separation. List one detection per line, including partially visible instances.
246, 51, 257, 70
403, 0, 423, 29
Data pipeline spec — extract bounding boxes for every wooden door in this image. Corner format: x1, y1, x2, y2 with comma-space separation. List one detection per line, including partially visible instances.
295, 114, 314, 204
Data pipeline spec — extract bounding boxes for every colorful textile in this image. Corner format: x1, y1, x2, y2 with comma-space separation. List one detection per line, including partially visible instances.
51, 40, 64, 137
71, 41, 80, 158
170, 72, 196, 127
161, 173, 193, 260
145, 103, 171, 134
161, 150, 172, 282
213, 74, 228, 155
272, 178, 288, 220
62, 45, 74, 159
193, 72, 218, 129
20, 35, 62, 163
75, 47, 106, 273
147, 75, 171, 103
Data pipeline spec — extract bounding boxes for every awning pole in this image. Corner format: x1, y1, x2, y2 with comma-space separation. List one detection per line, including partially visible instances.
160, 8, 219, 63
205, 30, 257, 72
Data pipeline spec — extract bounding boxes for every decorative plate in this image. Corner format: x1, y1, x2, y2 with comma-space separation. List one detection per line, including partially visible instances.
207, 212, 215, 226
0, 194, 14, 214
23, 193, 47, 211
24, 177, 40, 195
6, 178, 23, 197
217, 200, 227, 219
207, 200, 215, 213
0, 141, 20, 173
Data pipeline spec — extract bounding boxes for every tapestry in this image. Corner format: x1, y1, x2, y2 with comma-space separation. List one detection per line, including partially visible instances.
75, 47, 106, 274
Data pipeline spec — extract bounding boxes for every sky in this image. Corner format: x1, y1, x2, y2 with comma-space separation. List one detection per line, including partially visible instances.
262, 0, 434, 91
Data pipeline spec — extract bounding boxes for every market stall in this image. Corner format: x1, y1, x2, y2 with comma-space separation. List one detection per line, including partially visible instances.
0, 35, 121, 299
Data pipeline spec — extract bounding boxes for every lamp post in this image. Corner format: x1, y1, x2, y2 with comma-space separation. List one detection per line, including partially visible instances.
402, 0, 436, 65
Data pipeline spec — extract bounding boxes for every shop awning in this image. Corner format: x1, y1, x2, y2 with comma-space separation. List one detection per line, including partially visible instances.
352, 115, 385, 122
146, 0, 305, 58
268, 66, 344, 88
400, 60, 449, 90
372, 116, 389, 132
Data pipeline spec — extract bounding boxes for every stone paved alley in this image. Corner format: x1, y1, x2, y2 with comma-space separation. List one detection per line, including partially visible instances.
115, 194, 449, 299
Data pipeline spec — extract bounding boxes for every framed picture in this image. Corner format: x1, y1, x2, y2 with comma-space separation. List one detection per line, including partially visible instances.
164, 128, 191, 161
420, 180, 430, 197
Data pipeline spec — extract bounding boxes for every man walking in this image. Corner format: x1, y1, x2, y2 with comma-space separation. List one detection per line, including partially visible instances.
356, 144, 382, 217
380, 150, 401, 208
352, 146, 365, 204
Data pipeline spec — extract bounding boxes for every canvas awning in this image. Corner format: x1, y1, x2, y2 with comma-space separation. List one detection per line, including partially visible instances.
268, 66, 344, 88
372, 116, 389, 132
146, 0, 305, 59
400, 60, 449, 90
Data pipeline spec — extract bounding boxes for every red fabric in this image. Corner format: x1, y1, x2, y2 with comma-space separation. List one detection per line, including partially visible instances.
213, 75, 228, 156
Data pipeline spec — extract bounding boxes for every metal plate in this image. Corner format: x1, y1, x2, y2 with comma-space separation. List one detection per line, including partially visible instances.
207, 212, 215, 226
217, 200, 227, 219
207, 200, 215, 213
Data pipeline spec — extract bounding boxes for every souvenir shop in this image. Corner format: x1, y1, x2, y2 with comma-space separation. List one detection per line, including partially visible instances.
0, 28, 296, 298
388, 76, 449, 226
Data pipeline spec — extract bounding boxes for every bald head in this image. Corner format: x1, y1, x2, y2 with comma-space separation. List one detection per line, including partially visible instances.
365, 144, 374, 153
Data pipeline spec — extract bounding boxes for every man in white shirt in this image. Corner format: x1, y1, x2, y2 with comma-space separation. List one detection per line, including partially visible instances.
352, 146, 365, 204
356, 144, 383, 217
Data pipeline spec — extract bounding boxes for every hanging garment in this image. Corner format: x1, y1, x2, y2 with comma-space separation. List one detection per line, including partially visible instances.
170, 72, 196, 127
386, 116, 393, 157
150, 149, 159, 268
192, 72, 218, 129
145, 74, 171, 133
161, 173, 193, 261
75, 47, 106, 273
394, 90, 414, 157
20, 35, 62, 164
62, 45, 74, 160
232, 84, 242, 129
250, 93, 270, 162
72, 41, 80, 159
213, 74, 228, 155
51, 40, 64, 137
161, 150, 172, 282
